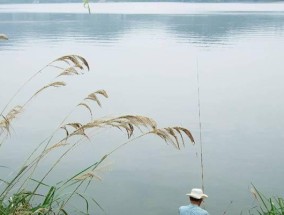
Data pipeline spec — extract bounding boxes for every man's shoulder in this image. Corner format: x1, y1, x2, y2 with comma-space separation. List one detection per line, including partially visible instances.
179, 205, 194, 211
179, 205, 209, 215
196, 207, 209, 215
179, 205, 189, 210
179, 205, 190, 214
179, 205, 190, 210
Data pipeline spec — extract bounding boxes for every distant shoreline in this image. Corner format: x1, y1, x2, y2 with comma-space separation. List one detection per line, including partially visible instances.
1, 2, 284, 14
0, 0, 283, 3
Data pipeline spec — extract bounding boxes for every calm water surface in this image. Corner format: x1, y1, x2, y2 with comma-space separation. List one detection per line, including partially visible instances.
0, 3, 284, 214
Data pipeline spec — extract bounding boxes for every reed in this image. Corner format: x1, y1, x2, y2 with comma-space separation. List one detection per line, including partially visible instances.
250, 185, 284, 215
0, 54, 195, 214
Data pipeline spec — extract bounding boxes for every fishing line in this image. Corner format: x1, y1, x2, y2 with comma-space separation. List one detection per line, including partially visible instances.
196, 57, 205, 192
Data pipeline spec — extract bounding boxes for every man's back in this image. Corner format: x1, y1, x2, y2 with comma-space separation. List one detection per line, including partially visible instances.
179, 204, 209, 215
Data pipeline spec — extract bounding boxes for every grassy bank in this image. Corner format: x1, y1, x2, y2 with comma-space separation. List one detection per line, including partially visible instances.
250, 185, 284, 215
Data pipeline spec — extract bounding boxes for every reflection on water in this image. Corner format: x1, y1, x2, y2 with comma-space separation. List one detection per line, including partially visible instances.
1, 3, 284, 215
1, 12, 284, 49
166, 14, 284, 45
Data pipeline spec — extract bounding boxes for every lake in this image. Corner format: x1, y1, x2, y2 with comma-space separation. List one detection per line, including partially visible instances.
0, 2, 284, 214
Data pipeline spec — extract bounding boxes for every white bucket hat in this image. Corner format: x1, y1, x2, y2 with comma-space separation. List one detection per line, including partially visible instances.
186, 188, 208, 199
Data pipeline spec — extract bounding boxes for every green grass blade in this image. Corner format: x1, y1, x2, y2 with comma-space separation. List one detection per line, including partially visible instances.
61, 155, 107, 189
279, 198, 284, 214
252, 184, 270, 212
91, 198, 105, 212
76, 193, 89, 214
30, 178, 51, 188
0, 178, 9, 185
60, 208, 69, 215
42, 186, 56, 206
0, 165, 28, 197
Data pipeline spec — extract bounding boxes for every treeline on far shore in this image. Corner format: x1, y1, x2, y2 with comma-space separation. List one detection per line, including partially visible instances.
0, 0, 282, 4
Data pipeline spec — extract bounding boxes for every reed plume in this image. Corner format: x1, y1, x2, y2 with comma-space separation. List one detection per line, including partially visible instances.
0, 54, 195, 214
0, 55, 89, 139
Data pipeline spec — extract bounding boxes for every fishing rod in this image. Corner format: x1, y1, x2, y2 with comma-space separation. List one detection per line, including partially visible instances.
196, 58, 205, 192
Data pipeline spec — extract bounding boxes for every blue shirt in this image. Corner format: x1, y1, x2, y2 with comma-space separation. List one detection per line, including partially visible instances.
179, 204, 209, 215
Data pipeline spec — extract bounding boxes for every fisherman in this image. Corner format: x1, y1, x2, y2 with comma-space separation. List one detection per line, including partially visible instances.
179, 188, 209, 215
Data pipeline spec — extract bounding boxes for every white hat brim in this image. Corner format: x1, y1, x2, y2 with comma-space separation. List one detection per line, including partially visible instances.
186, 193, 208, 199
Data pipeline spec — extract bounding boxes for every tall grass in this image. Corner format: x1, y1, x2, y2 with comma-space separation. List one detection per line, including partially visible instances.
0, 53, 195, 214
250, 185, 284, 215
